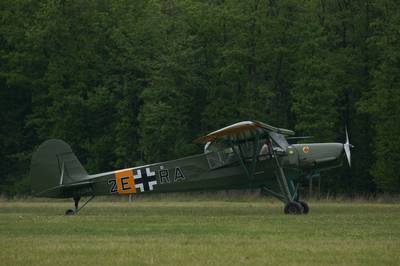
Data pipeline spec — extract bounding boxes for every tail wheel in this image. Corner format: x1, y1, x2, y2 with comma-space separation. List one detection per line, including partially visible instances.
65, 209, 76, 215
284, 201, 303, 215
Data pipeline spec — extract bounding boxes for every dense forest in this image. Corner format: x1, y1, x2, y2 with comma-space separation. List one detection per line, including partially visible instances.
0, 0, 399, 196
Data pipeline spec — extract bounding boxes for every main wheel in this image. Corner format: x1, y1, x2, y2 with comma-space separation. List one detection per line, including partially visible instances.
65, 209, 76, 215
284, 201, 303, 215
298, 200, 309, 214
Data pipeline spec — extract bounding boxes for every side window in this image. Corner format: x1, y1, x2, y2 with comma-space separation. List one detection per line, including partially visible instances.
205, 141, 237, 169
258, 137, 286, 160
259, 143, 270, 155
238, 141, 253, 158
259, 140, 271, 160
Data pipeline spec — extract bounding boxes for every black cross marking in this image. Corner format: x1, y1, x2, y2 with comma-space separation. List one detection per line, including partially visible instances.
135, 168, 157, 192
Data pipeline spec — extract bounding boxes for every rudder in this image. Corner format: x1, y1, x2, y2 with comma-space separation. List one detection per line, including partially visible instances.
30, 139, 89, 197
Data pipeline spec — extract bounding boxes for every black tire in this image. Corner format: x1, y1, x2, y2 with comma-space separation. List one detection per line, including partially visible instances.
65, 209, 76, 215
284, 201, 303, 215
298, 201, 309, 214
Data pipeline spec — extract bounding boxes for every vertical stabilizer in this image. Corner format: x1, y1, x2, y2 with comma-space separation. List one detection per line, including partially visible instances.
30, 139, 88, 197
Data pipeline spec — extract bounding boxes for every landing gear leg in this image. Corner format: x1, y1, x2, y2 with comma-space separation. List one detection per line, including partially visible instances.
65, 196, 80, 215
65, 195, 94, 215
74, 196, 81, 210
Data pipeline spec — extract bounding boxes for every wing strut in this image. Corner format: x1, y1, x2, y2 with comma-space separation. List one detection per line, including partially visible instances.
228, 132, 264, 180
268, 138, 296, 203
229, 139, 251, 178
250, 133, 262, 178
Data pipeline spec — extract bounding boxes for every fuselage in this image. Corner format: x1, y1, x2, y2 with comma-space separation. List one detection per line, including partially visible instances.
59, 142, 345, 198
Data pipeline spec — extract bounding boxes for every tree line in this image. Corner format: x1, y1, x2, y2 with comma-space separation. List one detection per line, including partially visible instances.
1, 0, 399, 196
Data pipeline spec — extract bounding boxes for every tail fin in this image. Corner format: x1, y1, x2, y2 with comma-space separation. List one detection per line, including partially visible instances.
30, 139, 89, 197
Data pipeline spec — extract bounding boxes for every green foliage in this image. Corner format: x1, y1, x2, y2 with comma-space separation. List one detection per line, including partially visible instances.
358, 1, 400, 192
0, 0, 399, 195
291, 19, 339, 142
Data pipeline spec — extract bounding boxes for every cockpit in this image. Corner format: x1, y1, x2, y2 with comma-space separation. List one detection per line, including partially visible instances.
204, 132, 290, 169
204, 140, 238, 169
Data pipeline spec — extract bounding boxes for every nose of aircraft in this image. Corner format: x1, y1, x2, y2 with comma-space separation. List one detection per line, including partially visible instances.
294, 143, 345, 170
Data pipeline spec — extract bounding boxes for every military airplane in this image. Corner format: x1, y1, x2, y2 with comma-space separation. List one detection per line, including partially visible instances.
30, 121, 352, 215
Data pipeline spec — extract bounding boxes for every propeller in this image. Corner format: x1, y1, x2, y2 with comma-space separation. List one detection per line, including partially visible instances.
344, 127, 354, 167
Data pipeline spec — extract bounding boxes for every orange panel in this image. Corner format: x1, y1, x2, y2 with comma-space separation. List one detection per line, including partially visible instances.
115, 169, 136, 194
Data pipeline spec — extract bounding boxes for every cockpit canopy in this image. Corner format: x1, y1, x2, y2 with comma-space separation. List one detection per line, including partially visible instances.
204, 132, 290, 169
196, 121, 293, 169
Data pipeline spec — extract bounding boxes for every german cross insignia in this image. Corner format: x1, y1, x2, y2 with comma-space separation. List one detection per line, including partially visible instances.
134, 168, 157, 192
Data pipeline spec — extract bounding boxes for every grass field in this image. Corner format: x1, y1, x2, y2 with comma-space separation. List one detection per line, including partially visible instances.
0, 199, 399, 265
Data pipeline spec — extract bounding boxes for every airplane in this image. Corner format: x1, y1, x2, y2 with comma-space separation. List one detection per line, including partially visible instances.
30, 120, 353, 215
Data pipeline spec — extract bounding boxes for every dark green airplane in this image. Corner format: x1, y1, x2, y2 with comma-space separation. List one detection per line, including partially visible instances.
30, 121, 353, 215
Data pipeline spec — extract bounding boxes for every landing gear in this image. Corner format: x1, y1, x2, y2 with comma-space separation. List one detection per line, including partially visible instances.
64, 196, 80, 216
298, 200, 309, 214
261, 186, 310, 215
64, 195, 95, 215
284, 201, 303, 215
283, 201, 309, 215
65, 209, 76, 215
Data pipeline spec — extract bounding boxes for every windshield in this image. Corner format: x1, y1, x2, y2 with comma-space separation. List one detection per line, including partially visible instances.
269, 132, 289, 150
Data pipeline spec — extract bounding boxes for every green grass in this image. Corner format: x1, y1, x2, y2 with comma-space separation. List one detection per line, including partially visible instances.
0, 199, 399, 265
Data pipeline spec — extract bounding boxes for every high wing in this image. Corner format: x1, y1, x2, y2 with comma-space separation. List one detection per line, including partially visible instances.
194, 120, 295, 143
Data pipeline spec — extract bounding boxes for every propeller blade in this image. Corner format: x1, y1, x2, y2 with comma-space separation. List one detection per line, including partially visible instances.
344, 127, 352, 167
344, 143, 351, 167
